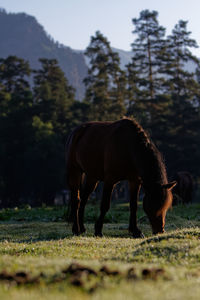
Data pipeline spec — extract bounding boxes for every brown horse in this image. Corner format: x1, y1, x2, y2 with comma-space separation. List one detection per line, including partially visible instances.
65, 118, 176, 237
172, 171, 193, 205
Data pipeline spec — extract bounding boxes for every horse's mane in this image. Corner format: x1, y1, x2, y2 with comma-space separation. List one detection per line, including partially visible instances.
122, 117, 168, 186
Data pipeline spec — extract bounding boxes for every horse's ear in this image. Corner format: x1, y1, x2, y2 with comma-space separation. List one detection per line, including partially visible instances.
162, 181, 177, 190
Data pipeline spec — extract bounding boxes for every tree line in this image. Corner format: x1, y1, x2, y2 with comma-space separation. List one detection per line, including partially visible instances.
0, 10, 200, 207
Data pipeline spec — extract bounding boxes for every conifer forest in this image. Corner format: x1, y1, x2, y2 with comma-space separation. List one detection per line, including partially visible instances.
0, 10, 200, 207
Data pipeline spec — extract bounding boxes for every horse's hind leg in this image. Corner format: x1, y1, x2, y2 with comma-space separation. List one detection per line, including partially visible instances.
95, 182, 113, 237
68, 170, 82, 235
79, 176, 97, 233
128, 181, 144, 238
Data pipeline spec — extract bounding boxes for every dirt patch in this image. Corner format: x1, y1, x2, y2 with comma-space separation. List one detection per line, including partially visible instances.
0, 270, 40, 285
142, 268, 165, 280
63, 262, 98, 276
0, 263, 168, 292
99, 265, 121, 276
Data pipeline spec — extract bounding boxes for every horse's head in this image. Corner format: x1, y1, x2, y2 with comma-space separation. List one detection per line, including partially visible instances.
143, 181, 176, 234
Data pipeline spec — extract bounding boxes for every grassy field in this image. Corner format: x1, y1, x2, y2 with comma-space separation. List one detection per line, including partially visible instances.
0, 202, 199, 300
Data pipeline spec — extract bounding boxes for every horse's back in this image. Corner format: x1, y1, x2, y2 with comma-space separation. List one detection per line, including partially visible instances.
65, 119, 138, 182
65, 122, 111, 181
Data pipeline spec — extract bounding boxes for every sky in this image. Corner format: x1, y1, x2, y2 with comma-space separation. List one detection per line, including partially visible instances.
0, 0, 200, 56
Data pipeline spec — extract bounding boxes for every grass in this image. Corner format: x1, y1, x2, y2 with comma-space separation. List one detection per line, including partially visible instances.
0, 202, 199, 299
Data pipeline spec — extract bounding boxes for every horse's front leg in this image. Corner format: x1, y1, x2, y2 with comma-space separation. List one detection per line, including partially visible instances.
128, 181, 144, 238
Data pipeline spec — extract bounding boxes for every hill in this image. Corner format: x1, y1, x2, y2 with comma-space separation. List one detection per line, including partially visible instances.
0, 9, 88, 100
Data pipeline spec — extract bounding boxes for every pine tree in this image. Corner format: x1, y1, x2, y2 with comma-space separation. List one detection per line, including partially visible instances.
128, 10, 166, 101
33, 58, 75, 138
84, 31, 126, 121
160, 21, 200, 175
0, 56, 31, 93
164, 20, 200, 100
126, 12, 200, 177
126, 10, 170, 130
32, 59, 77, 204
0, 56, 33, 206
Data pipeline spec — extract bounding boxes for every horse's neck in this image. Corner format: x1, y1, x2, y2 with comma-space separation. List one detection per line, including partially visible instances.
138, 146, 168, 187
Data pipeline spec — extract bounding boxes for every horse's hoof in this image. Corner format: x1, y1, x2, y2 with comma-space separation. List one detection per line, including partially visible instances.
72, 231, 81, 236
94, 232, 103, 237
128, 227, 133, 233
80, 227, 86, 234
132, 231, 144, 238
72, 225, 81, 236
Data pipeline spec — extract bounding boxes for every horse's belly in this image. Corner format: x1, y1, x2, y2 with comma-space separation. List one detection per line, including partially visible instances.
76, 150, 105, 180
76, 136, 138, 181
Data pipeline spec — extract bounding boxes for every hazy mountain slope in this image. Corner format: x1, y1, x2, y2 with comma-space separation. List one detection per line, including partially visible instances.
112, 48, 132, 68
0, 9, 198, 100
0, 9, 88, 99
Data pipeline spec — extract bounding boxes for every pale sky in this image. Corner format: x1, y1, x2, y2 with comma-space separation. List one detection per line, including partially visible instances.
0, 0, 200, 56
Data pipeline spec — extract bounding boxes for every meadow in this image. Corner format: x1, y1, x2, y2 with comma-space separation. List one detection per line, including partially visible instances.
0, 202, 199, 300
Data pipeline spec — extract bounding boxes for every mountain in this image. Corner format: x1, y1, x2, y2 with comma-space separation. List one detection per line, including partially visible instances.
83, 47, 198, 73
0, 9, 198, 100
112, 48, 132, 68
0, 9, 88, 100
80, 47, 133, 69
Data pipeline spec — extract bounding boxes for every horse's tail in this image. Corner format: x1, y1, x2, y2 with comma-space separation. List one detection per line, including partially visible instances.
65, 129, 75, 167
65, 123, 89, 185
65, 124, 89, 222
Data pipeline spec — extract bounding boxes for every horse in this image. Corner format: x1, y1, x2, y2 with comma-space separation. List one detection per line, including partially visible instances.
172, 171, 193, 205
65, 118, 176, 238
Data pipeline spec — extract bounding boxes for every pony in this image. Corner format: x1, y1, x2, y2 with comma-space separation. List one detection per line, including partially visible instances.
65, 118, 176, 237
172, 171, 193, 205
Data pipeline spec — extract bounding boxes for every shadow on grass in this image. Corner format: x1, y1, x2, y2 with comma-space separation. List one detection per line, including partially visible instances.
0, 221, 140, 243
0, 203, 199, 243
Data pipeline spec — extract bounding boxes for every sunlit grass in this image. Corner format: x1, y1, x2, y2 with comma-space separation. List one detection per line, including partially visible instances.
0, 203, 199, 299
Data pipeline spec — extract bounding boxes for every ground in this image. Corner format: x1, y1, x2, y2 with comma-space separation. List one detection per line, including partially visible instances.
0, 202, 199, 300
